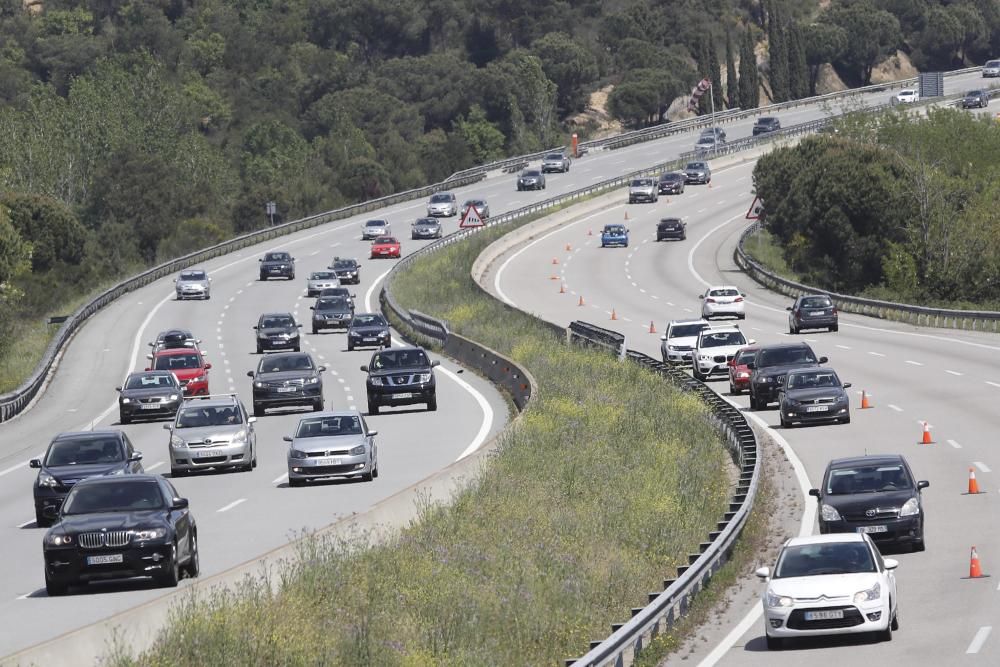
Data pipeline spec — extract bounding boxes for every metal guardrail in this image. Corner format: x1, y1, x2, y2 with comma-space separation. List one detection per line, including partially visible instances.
446, 146, 566, 180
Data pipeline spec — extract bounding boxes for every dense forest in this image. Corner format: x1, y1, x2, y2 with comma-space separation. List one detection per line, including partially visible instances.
753, 108, 1000, 306
0, 0, 998, 367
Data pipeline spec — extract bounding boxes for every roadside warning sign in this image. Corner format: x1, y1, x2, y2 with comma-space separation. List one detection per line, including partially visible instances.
459, 205, 486, 228
745, 196, 763, 220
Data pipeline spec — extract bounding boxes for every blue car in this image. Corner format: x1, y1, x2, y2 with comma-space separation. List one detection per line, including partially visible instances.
601, 224, 629, 247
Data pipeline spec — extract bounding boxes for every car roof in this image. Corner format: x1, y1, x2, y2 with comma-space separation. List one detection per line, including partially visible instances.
180, 395, 240, 408
700, 325, 743, 335
73, 474, 164, 489
52, 430, 123, 442
374, 345, 423, 353
669, 318, 709, 325
827, 454, 906, 469
785, 533, 866, 547
707, 285, 740, 290
300, 409, 363, 420
757, 342, 814, 351
261, 351, 311, 360
374, 236, 398, 242
365, 219, 387, 224
128, 370, 175, 377
260, 312, 294, 319
659, 217, 682, 222
154, 347, 203, 356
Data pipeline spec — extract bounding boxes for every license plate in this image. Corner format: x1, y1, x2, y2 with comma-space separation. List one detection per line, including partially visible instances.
363, 337, 378, 342
806, 406, 828, 412
858, 525, 887, 534
87, 554, 124, 565
194, 449, 218, 458
277, 387, 297, 393
392, 392, 413, 399
810, 310, 826, 316
804, 610, 844, 621
140, 404, 161, 410
316, 457, 341, 466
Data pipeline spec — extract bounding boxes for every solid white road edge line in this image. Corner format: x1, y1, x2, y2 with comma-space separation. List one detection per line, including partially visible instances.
365, 267, 494, 461
216, 498, 247, 513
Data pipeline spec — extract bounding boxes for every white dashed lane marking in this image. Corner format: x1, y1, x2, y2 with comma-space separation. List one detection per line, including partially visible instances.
948, 439, 962, 449
946, 370, 963, 376
888, 404, 903, 412
905, 360, 923, 366
987, 381, 1000, 389
869, 351, 886, 357
217, 499, 247, 513
974, 462, 992, 473
836, 344, 851, 350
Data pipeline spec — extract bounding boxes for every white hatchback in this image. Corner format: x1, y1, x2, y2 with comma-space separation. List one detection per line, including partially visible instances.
700, 285, 746, 320
756, 533, 898, 650
893, 89, 919, 104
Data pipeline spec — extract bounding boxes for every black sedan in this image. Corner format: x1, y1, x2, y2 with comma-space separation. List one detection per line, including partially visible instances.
347, 313, 391, 351
31, 431, 145, 527
657, 172, 686, 194
329, 257, 361, 284
787, 294, 839, 333
752, 116, 781, 135
42, 475, 198, 595
778, 368, 852, 427
516, 169, 546, 191
117, 371, 183, 424
748, 342, 827, 409
810, 454, 928, 552
248, 352, 325, 416
254, 312, 301, 353
656, 218, 686, 241
311, 296, 353, 333
961, 89, 989, 108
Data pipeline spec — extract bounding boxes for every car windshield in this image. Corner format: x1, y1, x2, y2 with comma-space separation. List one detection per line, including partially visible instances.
415, 218, 437, 226
659, 219, 681, 227
785, 370, 841, 389
800, 296, 832, 309
430, 194, 451, 203
45, 438, 124, 466
294, 415, 363, 438
261, 316, 294, 328
62, 481, 165, 515
264, 253, 290, 261
735, 349, 758, 365
757, 346, 817, 367
375, 237, 398, 244
333, 260, 357, 270
124, 374, 175, 390
987, 60, 1000, 67
259, 355, 314, 373
631, 179, 654, 186
544, 154, 563, 160
316, 297, 349, 310
352, 314, 387, 327
697, 137, 715, 144
176, 405, 243, 428
826, 463, 913, 495
365, 220, 386, 227
464, 200, 484, 207
669, 324, 707, 338
321, 288, 350, 297
179, 271, 205, 281
522, 170, 540, 177
153, 353, 202, 370
709, 288, 739, 297
757, 117, 776, 124
774, 542, 876, 578
686, 162, 706, 170
371, 349, 429, 369
660, 173, 682, 181
605, 225, 626, 233
310, 272, 335, 280
701, 331, 746, 348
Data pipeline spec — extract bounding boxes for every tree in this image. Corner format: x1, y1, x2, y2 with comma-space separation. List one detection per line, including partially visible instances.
913, 6, 963, 69
156, 218, 228, 263
1, 192, 86, 272
456, 105, 506, 164
607, 69, 686, 127
768, 6, 789, 102
0, 206, 30, 288
947, 3, 988, 65
786, 22, 809, 100
708, 38, 723, 113
726, 32, 739, 109
738, 26, 759, 109
801, 23, 847, 95
822, 1, 901, 85
531, 32, 600, 117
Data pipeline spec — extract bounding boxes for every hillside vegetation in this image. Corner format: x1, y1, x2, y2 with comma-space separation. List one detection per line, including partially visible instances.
0, 0, 998, 383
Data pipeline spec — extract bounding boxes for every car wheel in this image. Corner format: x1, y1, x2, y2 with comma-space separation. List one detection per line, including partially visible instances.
361, 467, 375, 482
171, 467, 187, 478
253, 403, 264, 417
878, 614, 893, 642
780, 415, 790, 428
313, 399, 323, 412
789, 324, 797, 334
427, 394, 437, 411
730, 383, 740, 395
155, 544, 180, 588
45, 574, 68, 597
830, 325, 839, 332
680, 234, 686, 240
765, 635, 782, 651
912, 537, 925, 552
183, 533, 200, 578
256, 344, 263, 355
293, 344, 301, 352
368, 399, 379, 415
750, 394, 762, 410
35, 510, 51, 528
693, 367, 705, 381
120, 412, 130, 425
372, 460, 379, 478
347, 341, 354, 351
259, 274, 266, 281
289, 273, 295, 280
288, 476, 304, 488
841, 414, 851, 424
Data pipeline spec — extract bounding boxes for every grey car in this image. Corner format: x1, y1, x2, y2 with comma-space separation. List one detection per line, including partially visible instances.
306, 271, 341, 297
779, 368, 852, 427
541, 152, 571, 173
361, 219, 391, 240
285, 411, 378, 486
174, 269, 211, 300
684, 161, 712, 184
788, 294, 838, 333
628, 177, 658, 203
961, 89, 989, 108
700, 127, 727, 142
517, 169, 546, 191
462, 199, 490, 219
695, 135, 722, 154
165, 395, 257, 476
117, 371, 183, 424
426, 192, 458, 217
411, 217, 442, 240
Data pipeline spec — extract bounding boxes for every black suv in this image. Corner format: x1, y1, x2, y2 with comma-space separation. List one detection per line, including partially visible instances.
810, 454, 928, 552
961, 89, 989, 108
248, 351, 325, 416
42, 475, 198, 595
259, 251, 295, 280
254, 312, 301, 353
656, 218, 687, 241
657, 172, 686, 194
747, 342, 827, 409
787, 294, 838, 333
330, 257, 360, 284
360, 346, 439, 414
311, 296, 353, 333
30, 431, 144, 527
117, 371, 183, 424
752, 116, 781, 135
347, 313, 390, 351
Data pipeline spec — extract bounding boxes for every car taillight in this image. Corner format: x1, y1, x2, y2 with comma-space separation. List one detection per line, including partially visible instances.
705, 298, 716, 303
734, 296, 744, 302
832, 306, 838, 314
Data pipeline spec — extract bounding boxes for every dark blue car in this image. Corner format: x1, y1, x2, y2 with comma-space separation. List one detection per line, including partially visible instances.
601, 224, 629, 247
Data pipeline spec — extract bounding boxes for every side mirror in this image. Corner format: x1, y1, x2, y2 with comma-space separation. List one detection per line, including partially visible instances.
247, 416, 257, 424
173, 278, 177, 282
698, 294, 705, 299
818, 356, 829, 364
352, 294, 357, 299
917, 480, 930, 489
115, 386, 122, 392
253, 325, 259, 330
883, 558, 899, 571
808, 488, 820, 497
204, 363, 212, 370
145, 354, 153, 360
247, 371, 255, 378
843, 382, 852, 388
431, 360, 441, 367
258, 258, 263, 262
360, 365, 369, 373
144, 367, 151, 372
317, 366, 326, 372
746, 362, 756, 370
785, 306, 792, 311
367, 430, 378, 437
748, 339, 756, 345
171, 497, 189, 510
29, 459, 41, 469
282, 436, 293, 442
147, 342, 154, 347
310, 306, 315, 310
660, 335, 667, 341
129, 452, 143, 462
754, 567, 770, 579
727, 359, 735, 367
163, 423, 172, 430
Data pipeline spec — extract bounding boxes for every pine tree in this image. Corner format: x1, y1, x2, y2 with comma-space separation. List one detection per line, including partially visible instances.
726, 32, 740, 109
787, 22, 810, 100
768, 6, 789, 102
739, 26, 759, 109
708, 37, 723, 113
697, 38, 712, 115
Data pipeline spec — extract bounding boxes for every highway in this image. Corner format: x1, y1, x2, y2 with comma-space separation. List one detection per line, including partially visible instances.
0, 67, 991, 660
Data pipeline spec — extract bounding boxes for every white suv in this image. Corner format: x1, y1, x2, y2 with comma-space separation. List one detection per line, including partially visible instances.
692, 326, 754, 381
660, 319, 710, 363
892, 89, 919, 104
700, 285, 746, 320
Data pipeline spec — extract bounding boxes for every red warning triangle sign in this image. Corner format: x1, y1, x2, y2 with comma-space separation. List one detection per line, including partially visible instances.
459, 205, 486, 229
745, 196, 763, 220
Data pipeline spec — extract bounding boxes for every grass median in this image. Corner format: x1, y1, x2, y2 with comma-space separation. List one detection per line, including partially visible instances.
112, 224, 732, 666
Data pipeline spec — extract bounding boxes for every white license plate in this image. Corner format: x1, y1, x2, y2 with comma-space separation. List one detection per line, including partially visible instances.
858, 525, 887, 534
140, 404, 161, 410
194, 449, 218, 458
804, 609, 844, 621
315, 457, 341, 466
87, 554, 124, 565
392, 392, 413, 399
277, 387, 297, 393
363, 337, 378, 342
806, 406, 828, 412
809, 310, 826, 315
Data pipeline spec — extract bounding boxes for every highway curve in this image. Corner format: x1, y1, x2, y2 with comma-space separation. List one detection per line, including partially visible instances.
0, 67, 990, 660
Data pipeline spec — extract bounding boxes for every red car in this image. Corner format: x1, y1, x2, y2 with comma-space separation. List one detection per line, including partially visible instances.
370, 236, 401, 258
146, 348, 211, 396
728, 346, 759, 395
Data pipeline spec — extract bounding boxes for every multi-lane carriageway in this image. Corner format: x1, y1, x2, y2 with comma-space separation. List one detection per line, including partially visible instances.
0, 68, 993, 661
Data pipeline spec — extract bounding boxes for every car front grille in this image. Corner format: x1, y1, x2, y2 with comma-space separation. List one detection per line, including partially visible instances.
786, 606, 864, 630
844, 507, 900, 522
79, 531, 131, 549
306, 449, 350, 457
303, 464, 360, 475
264, 379, 305, 389
799, 397, 837, 405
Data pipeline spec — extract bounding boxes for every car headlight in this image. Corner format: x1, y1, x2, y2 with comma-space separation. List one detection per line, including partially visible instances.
170, 435, 186, 448
254, 381, 264, 388
169, 394, 179, 401
192, 375, 206, 382
109, 468, 126, 476
121, 397, 131, 404
666, 345, 678, 351
349, 331, 361, 337
899, 497, 920, 517
289, 448, 307, 459
38, 472, 58, 487
231, 430, 247, 444
306, 376, 320, 385
759, 377, 774, 384
418, 373, 432, 383
766, 591, 793, 608
133, 527, 168, 541
737, 372, 750, 379
369, 377, 383, 386
45, 533, 73, 546
820, 504, 842, 521
853, 582, 881, 604
349, 445, 366, 456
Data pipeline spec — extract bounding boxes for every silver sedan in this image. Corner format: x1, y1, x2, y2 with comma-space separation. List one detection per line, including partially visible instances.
174, 269, 211, 300
285, 411, 378, 486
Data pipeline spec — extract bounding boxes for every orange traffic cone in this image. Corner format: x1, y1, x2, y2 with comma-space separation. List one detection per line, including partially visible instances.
578, 296, 585, 306
648, 321, 657, 334
624, 210, 630, 221
611, 308, 618, 321
920, 421, 933, 445
559, 283, 566, 294
588, 229, 593, 236
565, 243, 572, 251
965, 468, 984, 495
967, 546, 988, 579
860, 390, 872, 409
552, 257, 559, 265
550, 273, 559, 280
